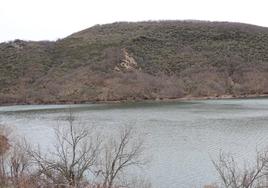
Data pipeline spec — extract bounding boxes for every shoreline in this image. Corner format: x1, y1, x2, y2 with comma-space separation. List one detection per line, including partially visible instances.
0, 94, 268, 107
99, 94, 268, 104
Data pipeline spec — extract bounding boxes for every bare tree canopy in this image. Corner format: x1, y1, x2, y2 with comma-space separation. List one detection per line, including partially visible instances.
0, 111, 149, 188
28, 111, 101, 187
97, 127, 147, 188
211, 151, 268, 188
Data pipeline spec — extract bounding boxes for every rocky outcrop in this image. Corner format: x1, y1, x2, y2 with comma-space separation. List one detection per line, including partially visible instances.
114, 49, 139, 72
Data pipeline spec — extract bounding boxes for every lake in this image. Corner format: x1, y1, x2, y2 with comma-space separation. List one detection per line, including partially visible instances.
1, 98, 268, 188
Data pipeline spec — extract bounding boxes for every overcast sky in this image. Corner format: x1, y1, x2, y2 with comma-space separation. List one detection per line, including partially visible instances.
0, 0, 267, 42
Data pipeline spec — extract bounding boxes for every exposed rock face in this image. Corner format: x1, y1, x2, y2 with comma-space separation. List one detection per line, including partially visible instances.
114, 49, 139, 72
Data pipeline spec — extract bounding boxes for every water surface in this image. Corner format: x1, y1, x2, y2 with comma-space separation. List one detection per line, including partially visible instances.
1, 98, 268, 188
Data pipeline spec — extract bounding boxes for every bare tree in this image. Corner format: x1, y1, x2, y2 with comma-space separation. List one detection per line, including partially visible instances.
212, 151, 268, 188
0, 126, 33, 187
97, 127, 147, 188
8, 139, 32, 187
0, 126, 10, 186
1, 113, 150, 188
29, 111, 101, 187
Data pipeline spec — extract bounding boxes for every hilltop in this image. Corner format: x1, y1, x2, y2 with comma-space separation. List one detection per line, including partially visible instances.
0, 20, 268, 104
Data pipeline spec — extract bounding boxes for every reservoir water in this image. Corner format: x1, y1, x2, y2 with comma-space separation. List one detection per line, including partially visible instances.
1, 98, 268, 187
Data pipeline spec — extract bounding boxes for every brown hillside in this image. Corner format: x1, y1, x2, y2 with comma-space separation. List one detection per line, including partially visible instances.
0, 21, 268, 104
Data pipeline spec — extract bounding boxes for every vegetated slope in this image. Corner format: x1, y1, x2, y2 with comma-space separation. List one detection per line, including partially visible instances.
0, 20, 268, 104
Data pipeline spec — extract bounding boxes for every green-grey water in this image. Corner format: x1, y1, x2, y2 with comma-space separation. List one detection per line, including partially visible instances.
1, 98, 268, 188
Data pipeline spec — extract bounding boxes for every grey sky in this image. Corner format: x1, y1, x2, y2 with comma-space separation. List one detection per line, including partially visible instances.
0, 0, 267, 42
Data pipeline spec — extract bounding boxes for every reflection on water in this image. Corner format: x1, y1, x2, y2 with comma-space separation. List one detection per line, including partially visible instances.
1, 98, 268, 188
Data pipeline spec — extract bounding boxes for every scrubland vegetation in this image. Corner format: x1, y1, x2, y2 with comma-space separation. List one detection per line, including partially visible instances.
0, 20, 268, 104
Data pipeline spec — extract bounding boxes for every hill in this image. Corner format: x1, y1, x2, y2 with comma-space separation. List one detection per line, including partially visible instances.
0, 20, 268, 104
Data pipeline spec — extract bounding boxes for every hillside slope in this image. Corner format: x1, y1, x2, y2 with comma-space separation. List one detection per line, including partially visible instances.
1, 21, 268, 104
